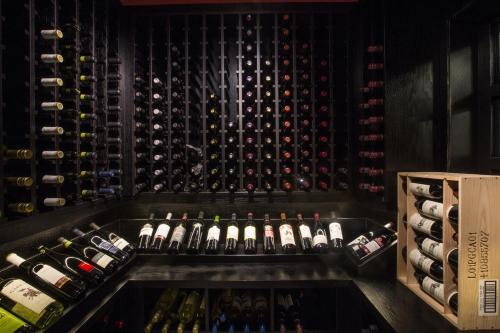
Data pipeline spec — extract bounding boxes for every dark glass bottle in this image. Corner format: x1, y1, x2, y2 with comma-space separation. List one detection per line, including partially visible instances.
89, 223, 135, 254
263, 214, 276, 254
58, 237, 118, 274
186, 211, 205, 254
296, 213, 313, 253
225, 213, 239, 254
327, 212, 343, 250
410, 249, 443, 281
150, 212, 172, 252
167, 213, 188, 254
205, 215, 221, 254
73, 228, 129, 263
243, 213, 257, 254
408, 213, 442, 241
312, 213, 329, 253
279, 213, 296, 254
138, 216, 155, 251
415, 236, 443, 262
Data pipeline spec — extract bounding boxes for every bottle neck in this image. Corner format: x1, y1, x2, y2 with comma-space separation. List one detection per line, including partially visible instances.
6, 253, 27, 268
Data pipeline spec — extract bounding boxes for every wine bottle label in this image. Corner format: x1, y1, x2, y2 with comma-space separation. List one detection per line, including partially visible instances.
34, 265, 71, 288
91, 236, 118, 254
113, 238, 130, 250
171, 225, 186, 242
244, 226, 256, 240
279, 224, 296, 246
313, 232, 328, 246
421, 238, 443, 261
348, 235, 370, 246
409, 213, 437, 235
207, 226, 221, 241
409, 249, 434, 275
363, 238, 384, 254
422, 276, 444, 303
264, 225, 274, 238
299, 225, 312, 239
227, 226, 239, 240
421, 200, 443, 219
1, 279, 54, 314
77, 261, 95, 273
328, 222, 343, 240
409, 183, 436, 197
0, 306, 27, 331
153, 224, 171, 241
139, 226, 154, 237
92, 253, 114, 269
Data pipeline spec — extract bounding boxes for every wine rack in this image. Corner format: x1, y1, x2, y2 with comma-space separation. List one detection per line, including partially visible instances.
1, 0, 123, 221
131, 12, 346, 194
397, 172, 500, 330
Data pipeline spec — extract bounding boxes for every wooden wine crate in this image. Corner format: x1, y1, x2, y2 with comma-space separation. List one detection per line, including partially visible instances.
397, 172, 500, 330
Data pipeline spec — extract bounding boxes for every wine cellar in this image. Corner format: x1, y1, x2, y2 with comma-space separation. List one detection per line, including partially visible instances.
1, 0, 500, 332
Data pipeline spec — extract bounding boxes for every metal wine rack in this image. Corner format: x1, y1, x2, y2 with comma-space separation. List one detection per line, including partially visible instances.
130, 11, 348, 194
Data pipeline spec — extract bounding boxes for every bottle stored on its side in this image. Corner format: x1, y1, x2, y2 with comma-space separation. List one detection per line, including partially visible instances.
409, 249, 443, 281
0, 276, 64, 329
415, 272, 444, 304
186, 212, 205, 254
167, 213, 188, 254
415, 237, 443, 262
447, 248, 458, 272
176, 291, 201, 333
327, 212, 343, 250
263, 214, 276, 254
37, 245, 104, 286
297, 214, 313, 253
409, 182, 443, 199
205, 215, 221, 254
447, 204, 458, 226
415, 199, 443, 220
347, 222, 394, 246
144, 288, 179, 333
58, 237, 119, 274
279, 213, 297, 254
150, 213, 172, 252
346, 230, 397, 263
73, 228, 129, 262
312, 213, 329, 253
408, 213, 442, 241
6, 253, 86, 302
244, 213, 257, 254
138, 221, 154, 252
159, 292, 188, 333
448, 291, 458, 314
89, 222, 135, 254
225, 213, 240, 254
0, 306, 33, 332
192, 294, 206, 333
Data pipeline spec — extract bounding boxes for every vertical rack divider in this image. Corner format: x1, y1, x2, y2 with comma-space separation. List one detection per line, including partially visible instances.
309, 14, 317, 190
270, 287, 275, 333
204, 288, 210, 332
148, 19, 153, 191
328, 13, 335, 188
0, 0, 4, 219
90, 0, 97, 197
75, 0, 81, 200
396, 173, 408, 283
291, 13, 298, 190
442, 179, 458, 316
166, 15, 172, 191
130, 16, 137, 195
28, 0, 37, 210
256, 14, 262, 190
405, 177, 418, 285
184, 15, 190, 188
201, 15, 207, 191
53, 0, 61, 201
237, 14, 244, 190
273, 13, 280, 189
103, 0, 110, 178
219, 14, 226, 191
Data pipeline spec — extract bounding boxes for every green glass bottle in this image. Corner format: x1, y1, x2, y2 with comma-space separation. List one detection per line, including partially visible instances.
176, 291, 201, 333
0, 306, 34, 332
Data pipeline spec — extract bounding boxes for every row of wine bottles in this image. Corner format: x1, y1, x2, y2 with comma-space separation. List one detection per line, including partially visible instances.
357, 43, 384, 194
0, 223, 134, 331
404, 180, 459, 314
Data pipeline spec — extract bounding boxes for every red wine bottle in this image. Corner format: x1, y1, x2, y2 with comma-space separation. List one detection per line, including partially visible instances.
347, 232, 396, 263
6, 253, 86, 302
415, 199, 443, 220
312, 213, 329, 253
243, 213, 257, 254
38, 245, 104, 286
205, 215, 221, 254
408, 213, 442, 241
263, 214, 276, 254
408, 182, 443, 199
409, 249, 443, 281
59, 237, 118, 274
73, 228, 129, 263
150, 213, 172, 252
415, 272, 444, 304
297, 214, 313, 253
279, 213, 296, 254
327, 212, 343, 250
225, 213, 239, 254
415, 237, 443, 262
186, 211, 205, 254
138, 215, 155, 251
88, 223, 135, 254
167, 213, 188, 254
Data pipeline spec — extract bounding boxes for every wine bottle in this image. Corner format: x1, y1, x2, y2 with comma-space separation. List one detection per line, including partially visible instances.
448, 291, 458, 314
415, 237, 443, 262
312, 213, 329, 253
89, 223, 135, 254
415, 272, 444, 304
415, 199, 443, 220
447, 204, 458, 226
347, 222, 394, 246
297, 214, 313, 253
37, 246, 104, 286
191, 294, 206, 333
0, 277, 64, 329
263, 214, 276, 254
408, 213, 442, 241
447, 248, 458, 272
346, 231, 397, 263
409, 182, 442, 199
205, 215, 221, 254
279, 213, 297, 254
58, 237, 118, 274
0, 306, 33, 332
167, 213, 188, 254
138, 214, 155, 251
327, 212, 343, 250
409, 249, 443, 281
73, 228, 129, 262
244, 212, 257, 254
176, 291, 201, 333
150, 213, 172, 252
6, 253, 86, 302
225, 213, 239, 255
144, 288, 179, 333
159, 292, 187, 333
186, 212, 205, 254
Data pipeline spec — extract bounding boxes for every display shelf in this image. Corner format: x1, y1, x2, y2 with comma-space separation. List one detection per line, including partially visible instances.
397, 172, 500, 330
